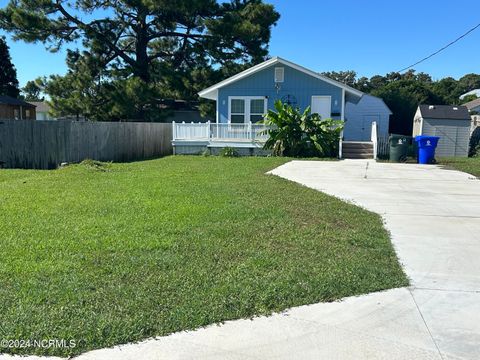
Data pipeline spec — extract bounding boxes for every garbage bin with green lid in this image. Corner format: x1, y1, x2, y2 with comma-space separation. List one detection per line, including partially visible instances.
389, 134, 410, 162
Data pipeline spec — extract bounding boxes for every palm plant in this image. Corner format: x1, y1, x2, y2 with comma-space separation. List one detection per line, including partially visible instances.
262, 100, 344, 157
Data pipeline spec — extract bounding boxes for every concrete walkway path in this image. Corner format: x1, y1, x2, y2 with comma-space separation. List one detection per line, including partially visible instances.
2, 160, 479, 360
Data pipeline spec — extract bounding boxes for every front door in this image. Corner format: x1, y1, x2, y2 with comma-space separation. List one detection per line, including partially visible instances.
311, 96, 331, 120
361, 115, 380, 141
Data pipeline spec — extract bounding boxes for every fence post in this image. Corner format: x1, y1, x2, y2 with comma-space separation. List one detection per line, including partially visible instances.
338, 130, 343, 159
370, 121, 378, 160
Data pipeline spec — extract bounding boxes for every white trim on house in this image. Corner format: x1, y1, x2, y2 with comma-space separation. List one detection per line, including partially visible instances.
311, 95, 332, 120
341, 88, 345, 121
227, 96, 268, 124
198, 57, 364, 100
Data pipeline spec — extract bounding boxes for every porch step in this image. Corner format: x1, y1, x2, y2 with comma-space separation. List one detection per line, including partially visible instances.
342, 141, 374, 159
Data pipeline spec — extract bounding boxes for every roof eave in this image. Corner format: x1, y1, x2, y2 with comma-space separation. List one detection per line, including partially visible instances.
198, 89, 218, 100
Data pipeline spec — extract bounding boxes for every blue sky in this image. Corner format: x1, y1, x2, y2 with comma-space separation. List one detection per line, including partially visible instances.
1, 0, 480, 87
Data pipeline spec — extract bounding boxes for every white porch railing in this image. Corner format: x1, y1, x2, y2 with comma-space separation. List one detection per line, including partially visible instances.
172, 121, 270, 142
371, 121, 378, 160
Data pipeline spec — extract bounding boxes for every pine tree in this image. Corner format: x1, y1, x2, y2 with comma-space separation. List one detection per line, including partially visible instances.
0, 1, 279, 120
0, 36, 19, 97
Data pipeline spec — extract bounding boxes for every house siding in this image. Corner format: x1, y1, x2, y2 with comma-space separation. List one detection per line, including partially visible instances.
421, 118, 470, 157
217, 63, 343, 123
344, 95, 391, 141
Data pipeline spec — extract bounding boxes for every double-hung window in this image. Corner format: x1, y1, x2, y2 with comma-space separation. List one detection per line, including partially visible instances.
229, 96, 267, 123
230, 99, 246, 123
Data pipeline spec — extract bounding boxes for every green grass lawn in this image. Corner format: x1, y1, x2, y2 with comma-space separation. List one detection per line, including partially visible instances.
0, 156, 408, 356
438, 157, 480, 177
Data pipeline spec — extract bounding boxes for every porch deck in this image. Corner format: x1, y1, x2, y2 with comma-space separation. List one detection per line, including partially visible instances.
172, 122, 271, 155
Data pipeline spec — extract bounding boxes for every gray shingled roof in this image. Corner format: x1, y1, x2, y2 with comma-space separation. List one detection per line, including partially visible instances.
463, 97, 480, 111
418, 104, 470, 120
0, 95, 36, 107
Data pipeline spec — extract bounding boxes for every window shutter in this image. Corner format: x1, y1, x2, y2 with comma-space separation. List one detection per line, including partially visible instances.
274, 67, 284, 83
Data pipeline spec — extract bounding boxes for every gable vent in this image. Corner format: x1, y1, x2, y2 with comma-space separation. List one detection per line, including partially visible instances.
274, 67, 284, 83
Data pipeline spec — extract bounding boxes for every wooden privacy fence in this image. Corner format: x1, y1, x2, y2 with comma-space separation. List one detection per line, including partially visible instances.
0, 120, 173, 169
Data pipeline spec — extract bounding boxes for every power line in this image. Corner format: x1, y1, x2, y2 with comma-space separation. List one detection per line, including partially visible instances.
397, 21, 480, 73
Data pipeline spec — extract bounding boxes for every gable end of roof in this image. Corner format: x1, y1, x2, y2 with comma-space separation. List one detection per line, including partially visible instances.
198, 57, 364, 100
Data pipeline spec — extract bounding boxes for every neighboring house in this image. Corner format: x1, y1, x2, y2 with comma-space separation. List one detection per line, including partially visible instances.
0, 95, 36, 120
28, 101, 54, 120
412, 105, 471, 157
173, 57, 391, 157
459, 89, 480, 100
463, 97, 480, 114
160, 99, 211, 123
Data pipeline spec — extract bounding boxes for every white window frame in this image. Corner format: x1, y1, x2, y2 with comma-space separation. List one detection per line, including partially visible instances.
275, 67, 284, 83
228, 96, 267, 124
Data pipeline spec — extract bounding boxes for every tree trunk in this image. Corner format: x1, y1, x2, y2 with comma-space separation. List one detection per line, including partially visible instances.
135, 10, 150, 83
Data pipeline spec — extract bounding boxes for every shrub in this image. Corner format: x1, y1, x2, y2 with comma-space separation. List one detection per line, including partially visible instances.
469, 127, 480, 157
219, 147, 239, 157
472, 144, 480, 157
262, 100, 344, 157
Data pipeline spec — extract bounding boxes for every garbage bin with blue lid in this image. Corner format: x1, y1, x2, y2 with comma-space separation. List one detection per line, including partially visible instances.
415, 136, 440, 164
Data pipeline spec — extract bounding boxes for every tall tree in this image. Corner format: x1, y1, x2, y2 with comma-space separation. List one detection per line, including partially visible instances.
321, 70, 357, 87
372, 79, 445, 134
22, 79, 44, 101
321, 68, 457, 134
0, 0, 279, 121
0, 36, 19, 97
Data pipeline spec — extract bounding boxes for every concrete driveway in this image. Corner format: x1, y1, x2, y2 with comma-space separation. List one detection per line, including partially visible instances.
3, 160, 479, 360
269, 160, 480, 359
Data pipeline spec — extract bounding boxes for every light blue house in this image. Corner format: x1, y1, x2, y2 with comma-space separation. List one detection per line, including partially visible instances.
173, 57, 391, 158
